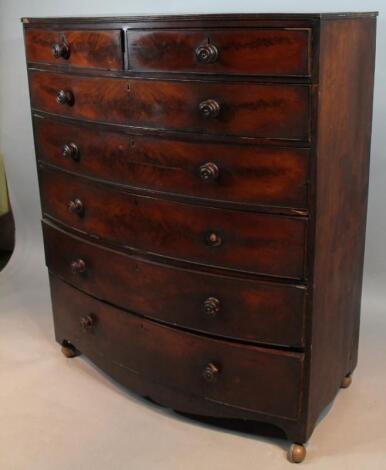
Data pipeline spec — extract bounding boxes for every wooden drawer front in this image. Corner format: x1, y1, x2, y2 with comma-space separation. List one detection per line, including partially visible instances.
51, 275, 304, 420
29, 71, 310, 141
39, 168, 307, 279
43, 222, 306, 347
127, 29, 311, 77
24, 29, 123, 70
34, 117, 309, 210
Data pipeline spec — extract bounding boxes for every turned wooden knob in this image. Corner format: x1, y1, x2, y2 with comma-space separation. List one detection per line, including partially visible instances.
203, 297, 221, 317
62, 143, 80, 161
80, 314, 95, 330
203, 362, 220, 382
199, 99, 221, 118
51, 41, 70, 59
195, 44, 219, 64
68, 198, 84, 215
199, 162, 219, 182
205, 231, 222, 247
70, 258, 86, 274
56, 89, 74, 106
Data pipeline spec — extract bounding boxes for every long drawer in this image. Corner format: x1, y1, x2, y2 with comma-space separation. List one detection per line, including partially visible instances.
39, 166, 307, 279
50, 275, 304, 420
34, 116, 309, 210
43, 221, 306, 347
29, 71, 311, 141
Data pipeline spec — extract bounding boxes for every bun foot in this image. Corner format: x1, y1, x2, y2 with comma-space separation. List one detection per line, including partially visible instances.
341, 374, 352, 389
288, 443, 306, 463
61, 341, 79, 358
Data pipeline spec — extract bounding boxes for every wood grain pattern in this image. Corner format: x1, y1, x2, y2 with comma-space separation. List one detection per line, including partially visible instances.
50, 275, 304, 420
127, 29, 310, 76
24, 29, 123, 70
39, 166, 307, 279
43, 221, 306, 347
34, 116, 309, 210
21, 14, 377, 450
305, 17, 377, 437
29, 71, 311, 141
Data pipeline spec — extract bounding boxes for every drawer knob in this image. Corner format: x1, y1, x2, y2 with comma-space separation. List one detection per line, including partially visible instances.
51, 42, 70, 59
199, 99, 221, 119
203, 297, 221, 317
80, 314, 95, 330
68, 198, 84, 215
62, 143, 80, 161
56, 89, 74, 106
70, 258, 86, 274
195, 44, 219, 64
203, 362, 220, 382
206, 232, 222, 247
199, 162, 219, 182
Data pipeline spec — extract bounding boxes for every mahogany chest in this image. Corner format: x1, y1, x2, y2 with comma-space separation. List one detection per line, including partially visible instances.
22, 13, 377, 463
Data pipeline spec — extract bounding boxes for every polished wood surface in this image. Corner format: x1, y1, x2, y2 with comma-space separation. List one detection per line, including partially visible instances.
43, 221, 306, 347
24, 29, 123, 70
22, 13, 377, 459
22, 13, 378, 24
39, 166, 307, 279
127, 28, 310, 76
34, 115, 309, 210
51, 275, 304, 420
30, 71, 310, 141
305, 16, 377, 438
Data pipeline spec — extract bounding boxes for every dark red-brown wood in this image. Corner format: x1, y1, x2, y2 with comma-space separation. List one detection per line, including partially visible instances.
29, 71, 311, 141
127, 28, 311, 77
43, 221, 306, 347
50, 275, 304, 420
22, 13, 377, 451
22, 13, 377, 24
39, 166, 307, 279
24, 29, 123, 70
305, 17, 377, 438
34, 115, 309, 210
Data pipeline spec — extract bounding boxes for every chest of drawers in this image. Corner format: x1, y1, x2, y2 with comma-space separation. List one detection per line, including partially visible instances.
22, 13, 377, 463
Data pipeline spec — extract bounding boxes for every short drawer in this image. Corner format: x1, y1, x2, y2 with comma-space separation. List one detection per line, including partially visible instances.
39, 167, 307, 279
34, 116, 309, 210
24, 29, 123, 70
43, 221, 306, 347
29, 71, 311, 141
51, 275, 304, 420
127, 28, 311, 77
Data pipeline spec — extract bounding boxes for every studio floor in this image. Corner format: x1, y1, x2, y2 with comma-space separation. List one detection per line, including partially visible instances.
1, 241, 386, 470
